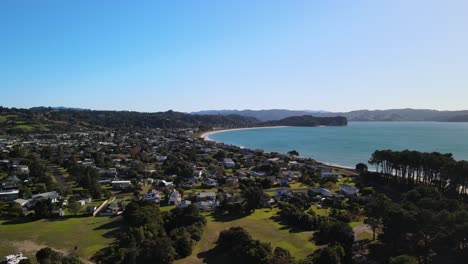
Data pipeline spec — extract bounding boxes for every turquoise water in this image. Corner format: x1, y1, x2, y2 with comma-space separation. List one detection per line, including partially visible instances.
208, 122, 468, 168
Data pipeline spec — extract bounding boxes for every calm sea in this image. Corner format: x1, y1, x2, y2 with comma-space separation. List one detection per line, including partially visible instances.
208, 122, 468, 168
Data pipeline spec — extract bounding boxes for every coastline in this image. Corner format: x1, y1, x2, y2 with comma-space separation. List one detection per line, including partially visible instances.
199, 126, 358, 174
200, 126, 289, 141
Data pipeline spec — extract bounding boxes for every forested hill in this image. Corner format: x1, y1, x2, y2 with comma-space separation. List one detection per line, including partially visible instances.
263, 115, 348, 127
0, 107, 258, 134
0, 107, 347, 134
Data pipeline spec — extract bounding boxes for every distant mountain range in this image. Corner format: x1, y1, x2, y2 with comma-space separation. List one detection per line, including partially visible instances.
192, 109, 468, 122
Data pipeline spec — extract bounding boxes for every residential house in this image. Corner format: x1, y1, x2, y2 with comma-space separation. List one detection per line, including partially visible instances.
279, 178, 289, 187
1, 176, 20, 189
340, 184, 359, 196
202, 178, 218, 188
158, 180, 174, 189
274, 188, 291, 198
223, 158, 235, 169
31, 191, 60, 203
225, 177, 239, 187
169, 190, 182, 205
196, 192, 217, 201
144, 189, 161, 203
0, 189, 19, 201
100, 202, 122, 216
178, 200, 192, 208
312, 187, 334, 197
195, 200, 216, 211
111, 180, 131, 190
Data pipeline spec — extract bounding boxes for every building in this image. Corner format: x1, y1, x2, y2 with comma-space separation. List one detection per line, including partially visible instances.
0, 189, 19, 201
31, 191, 61, 203
202, 178, 218, 188
196, 192, 217, 201
144, 189, 161, 203
313, 187, 334, 197
223, 158, 235, 168
274, 188, 291, 198
169, 190, 182, 205
111, 180, 131, 190
340, 184, 359, 196
178, 200, 192, 208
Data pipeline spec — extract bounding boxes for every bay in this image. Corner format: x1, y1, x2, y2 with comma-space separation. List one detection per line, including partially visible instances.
207, 122, 468, 168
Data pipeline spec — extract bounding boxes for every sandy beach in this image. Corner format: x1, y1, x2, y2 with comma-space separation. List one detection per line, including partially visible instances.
199, 126, 358, 174
200, 126, 288, 141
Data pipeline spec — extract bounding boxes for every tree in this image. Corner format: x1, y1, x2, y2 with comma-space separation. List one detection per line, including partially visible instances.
287, 150, 299, 157
389, 255, 418, 264
34, 199, 53, 219
315, 220, 354, 255
240, 181, 265, 214
355, 163, 368, 173
365, 194, 390, 240
312, 244, 345, 264
270, 247, 294, 264
36, 247, 63, 264
69, 201, 82, 215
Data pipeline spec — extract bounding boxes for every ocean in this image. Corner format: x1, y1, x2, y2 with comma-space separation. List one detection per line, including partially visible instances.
207, 122, 468, 168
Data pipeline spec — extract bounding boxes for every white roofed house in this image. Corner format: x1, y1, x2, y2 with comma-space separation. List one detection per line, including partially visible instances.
340, 184, 359, 196
223, 158, 235, 169
0, 189, 20, 201
111, 180, 132, 190
169, 190, 182, 205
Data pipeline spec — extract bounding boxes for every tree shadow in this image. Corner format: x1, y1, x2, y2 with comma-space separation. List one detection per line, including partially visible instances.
269, 214, 311, 233
1, 217, 39, 225
196, 247, 227, 264
94, 217, 124, 230
211, 213, 247, 222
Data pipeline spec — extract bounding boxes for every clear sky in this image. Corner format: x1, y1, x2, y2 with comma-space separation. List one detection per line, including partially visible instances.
1, 0, 467, 112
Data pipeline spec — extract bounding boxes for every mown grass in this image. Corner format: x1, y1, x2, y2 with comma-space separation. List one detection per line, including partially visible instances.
0, 216, 121, 260
176, 207, 318, 264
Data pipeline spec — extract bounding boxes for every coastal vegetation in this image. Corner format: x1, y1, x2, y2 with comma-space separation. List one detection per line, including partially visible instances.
0, 107, 347, 135
368, 150, 467, 196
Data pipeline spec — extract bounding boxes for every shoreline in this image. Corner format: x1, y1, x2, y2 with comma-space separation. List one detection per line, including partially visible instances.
200, 126, 289, 141
199, 126, 358, 174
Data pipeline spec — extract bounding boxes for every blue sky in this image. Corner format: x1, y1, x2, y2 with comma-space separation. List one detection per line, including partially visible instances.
1, 0, 467, 112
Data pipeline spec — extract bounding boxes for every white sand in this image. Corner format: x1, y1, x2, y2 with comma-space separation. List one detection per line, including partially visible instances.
200, 126, 288, 142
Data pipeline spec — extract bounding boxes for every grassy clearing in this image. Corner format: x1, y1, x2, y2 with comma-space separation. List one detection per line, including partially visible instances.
0, 216, 121, 261
14, 124, 35, 131
0, 115, 17, 122
309, 204, 331, 217
176, 207, 318, 264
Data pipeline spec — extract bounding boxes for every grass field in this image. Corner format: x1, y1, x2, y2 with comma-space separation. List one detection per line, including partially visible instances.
0, 216, 121, 262
176, 207, 318, 264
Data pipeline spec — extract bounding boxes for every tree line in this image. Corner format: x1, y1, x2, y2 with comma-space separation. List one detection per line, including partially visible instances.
369, 150, 467, 196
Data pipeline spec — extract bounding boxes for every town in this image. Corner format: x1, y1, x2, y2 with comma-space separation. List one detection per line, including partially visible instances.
0, 126, 466, 264
0, 127, 364, 263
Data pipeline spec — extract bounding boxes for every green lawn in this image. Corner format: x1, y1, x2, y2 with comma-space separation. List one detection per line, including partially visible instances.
176, 207, 318, 264
0, 216, 121, 261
